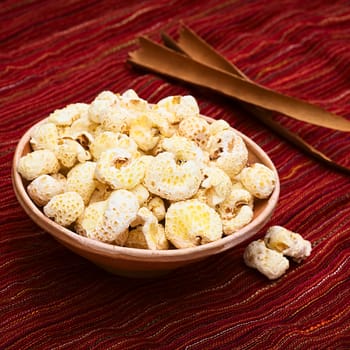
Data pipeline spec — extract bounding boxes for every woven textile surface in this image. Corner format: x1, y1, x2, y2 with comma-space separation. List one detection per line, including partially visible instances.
1, 0, 349, 349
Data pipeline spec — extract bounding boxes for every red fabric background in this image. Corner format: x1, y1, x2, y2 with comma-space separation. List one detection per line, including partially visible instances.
1, 1, 349, 349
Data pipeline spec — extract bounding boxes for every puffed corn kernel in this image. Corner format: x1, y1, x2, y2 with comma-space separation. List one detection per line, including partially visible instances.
144, 152, 202, 201
157, 95, 200, 124
208, 119, 231, 136
264, 226, 312, 263
65, 161, 97, 205
208, 129, 248, 178
101, 190, 139, 244
240, 163, 276, 199
200, 166, 232, 206
30, 122, 58, 151
146, 196, 166, 222
125, 226, 148, 249
165, 199, 222, 248
129, 184, 150, 206
161, 135, 208, 165
136, 207, 169, 250
48, 103, 89, 126
75, 200, 107, 239
43, 191, 85, 227
17, 149, 60, 181
244, 240, 290, 280
129, 114, 160, 152
89, 131, 138, 160
55, 138, 91, 168
178, 116, 211, 148
27, 173, 66, 206
95, 148, 145, 190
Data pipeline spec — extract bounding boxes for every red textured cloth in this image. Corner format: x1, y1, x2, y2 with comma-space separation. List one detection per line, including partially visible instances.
1, 1, 349, 349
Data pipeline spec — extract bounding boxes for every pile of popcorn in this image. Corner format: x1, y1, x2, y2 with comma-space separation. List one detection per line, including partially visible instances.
17, 89, 277, 250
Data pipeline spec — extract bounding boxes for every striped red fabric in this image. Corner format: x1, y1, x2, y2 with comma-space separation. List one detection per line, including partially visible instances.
1, 0, 349, 349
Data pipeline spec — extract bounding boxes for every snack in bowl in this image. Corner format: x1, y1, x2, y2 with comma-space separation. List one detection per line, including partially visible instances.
12, 90, 280, 277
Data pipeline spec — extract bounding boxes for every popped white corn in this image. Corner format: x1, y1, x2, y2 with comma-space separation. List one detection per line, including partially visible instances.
128, 114, 160, 152
161, 135, 209, 165
95, 148, 145, 190
178, 116, 211, 148
134, 207, 169, 250
30, 122, 58, 151
143, 151, 202, 201
244, 239, 290, 280
48, 103, 89, 126
208, 119, 231, 135
89, 131, 138, 160
75, 200, 108, 239
146, 196, 166, 222
125, 226, 148, 249
129, 184, 150, 206
18, 90, 278, 252
55, 138, 91, 168
200, 165, 232, 206
264, 226, 312, 263
65, 161, 97, 205
216, 188, 254, 235
208, 129, 248, 178
43, 191, 85, 227
156, 95, 200, 124
101, 189, 139, 245
239, 163, 276, 199
165, 199, 222, 248
17, 149, 60, 181
27, 173, 66, 206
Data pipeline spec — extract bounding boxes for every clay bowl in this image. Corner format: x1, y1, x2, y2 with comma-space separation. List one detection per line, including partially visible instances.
12, 117, 280, 278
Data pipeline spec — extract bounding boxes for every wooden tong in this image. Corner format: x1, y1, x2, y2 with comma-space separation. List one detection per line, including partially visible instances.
128, 25, 350, 174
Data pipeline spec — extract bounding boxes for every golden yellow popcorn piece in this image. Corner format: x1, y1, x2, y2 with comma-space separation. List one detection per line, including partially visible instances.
55, 138, 91, 168
264, 226, 312, 263
208, 119, 231, 136
65, 161, 97, 205
88, 181, 112, 204
244, 239, 290, 280
125, 226, 148, 249
146, 196, 166, 222
149, 108, 177, 138
135, 207, 169, 250
48, 103, 89, 126
129, 184, 150, 206
27, 173, 66, 207
75, 200, 107, 239
165, 199, 222, 248
208, 129, 248, 178
239, 163, 276, 199
156, 95, 200, 124
30, 122, 58, 151
200, 166, 232, 206
95, 149, 145, 190
43, 191, 84, 227
101, 190, 139, 245
89, 131, 138, 160
178, 116, 211, 148
17, 149, 60, 181
161, 135, 209, 165
120, 89, 149, 113
128, 114, 160, 152
144, 152, 202, 201
217, 188, 254, 235
88, 91, 125, 123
